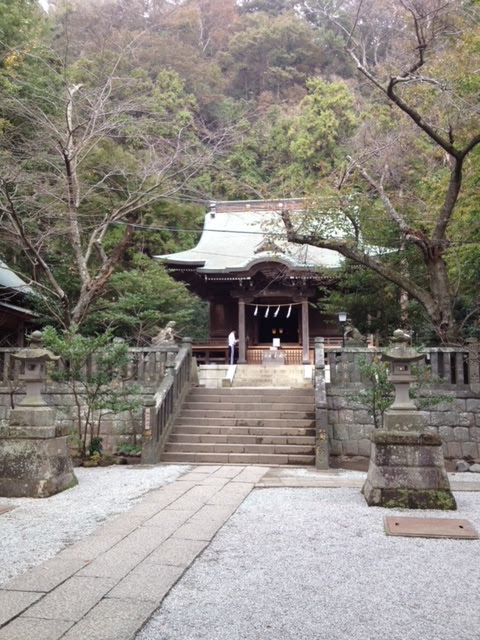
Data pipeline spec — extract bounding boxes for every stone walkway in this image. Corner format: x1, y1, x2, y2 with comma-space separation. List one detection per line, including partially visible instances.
0, 465, 267, 640
1, 465, 479, 640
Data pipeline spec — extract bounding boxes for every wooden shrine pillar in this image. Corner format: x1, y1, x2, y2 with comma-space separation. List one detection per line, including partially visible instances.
238, 298, 246, 364
301, 299, 310, 364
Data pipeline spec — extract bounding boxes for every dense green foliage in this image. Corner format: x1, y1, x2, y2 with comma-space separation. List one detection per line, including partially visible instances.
0, 0, 478, 343
355, 356, 393, 430
42, 326, 141, 457
83, 254, 209, 344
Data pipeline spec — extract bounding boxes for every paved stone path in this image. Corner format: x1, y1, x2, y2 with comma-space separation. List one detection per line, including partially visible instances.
0, 465, 268, 640
0, 465, 478, 640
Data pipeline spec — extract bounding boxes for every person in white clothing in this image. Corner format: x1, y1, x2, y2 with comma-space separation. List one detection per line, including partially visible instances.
228, 330, 238, 365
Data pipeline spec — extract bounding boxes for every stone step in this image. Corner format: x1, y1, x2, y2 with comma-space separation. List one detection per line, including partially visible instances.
165, 442, 315, 455
161, 374, 316, 466
231, 378, 311, 385
232, 371, 309, 376
232, 371, 311, 377
169, 433, 315, 445
187, 393, 314, 404
232, 365, 308, 372
172, 425, 315, 437
230, 386, 312, 391
179, 409, 315, 420
191, 388, 314, 397
182, 401, 313, 411
175, 416, 314, 428
232, 365, 311, 377
161, 452, 315, 465
232, 373, 309, 378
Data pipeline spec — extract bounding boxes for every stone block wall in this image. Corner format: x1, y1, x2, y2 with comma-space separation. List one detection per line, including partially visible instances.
0, 385, 153, 456
327, 385, 480, 461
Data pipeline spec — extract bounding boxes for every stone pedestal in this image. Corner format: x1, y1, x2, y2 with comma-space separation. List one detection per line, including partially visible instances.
0, 399, 77, 499
0, 435, 77, 498
362, 430, 456, 510
0, 331, 77, 498
362, 329, 455, 510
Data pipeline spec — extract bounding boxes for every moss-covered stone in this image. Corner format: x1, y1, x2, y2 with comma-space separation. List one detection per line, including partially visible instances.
62, 476, 79, 491
365, 487, 456, 510
371, 430, 442, 446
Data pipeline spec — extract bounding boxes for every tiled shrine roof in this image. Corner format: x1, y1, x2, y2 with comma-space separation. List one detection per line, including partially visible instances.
158, 199, 343, 274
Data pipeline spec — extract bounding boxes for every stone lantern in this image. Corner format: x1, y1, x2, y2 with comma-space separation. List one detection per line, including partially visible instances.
362, 329, 455, 510
0, 331, 77, 498
10, 331, 60, 435
382, 329, 425, 429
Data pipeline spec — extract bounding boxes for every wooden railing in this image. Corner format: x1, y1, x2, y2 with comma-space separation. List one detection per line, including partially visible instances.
192, 345, 227, 365
322, 337, 344, 348
246, 347, 311, 365
192, 344, 325, 365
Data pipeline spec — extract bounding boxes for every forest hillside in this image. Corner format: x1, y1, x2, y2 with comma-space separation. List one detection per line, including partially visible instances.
0, 0, 479, 344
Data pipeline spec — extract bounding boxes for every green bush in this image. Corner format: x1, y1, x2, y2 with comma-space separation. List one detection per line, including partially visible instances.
42, 326, 141, 458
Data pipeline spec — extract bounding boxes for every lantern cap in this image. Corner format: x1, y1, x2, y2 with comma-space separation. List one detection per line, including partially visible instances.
12, 330, 60, 363
382, 329, 423, 363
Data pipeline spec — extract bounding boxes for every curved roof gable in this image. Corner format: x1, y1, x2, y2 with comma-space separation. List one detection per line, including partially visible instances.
158, 199, 342, 273
0, 260, 34, 294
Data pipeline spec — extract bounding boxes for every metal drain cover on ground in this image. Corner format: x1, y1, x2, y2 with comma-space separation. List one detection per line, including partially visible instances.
384, 516, 479, 539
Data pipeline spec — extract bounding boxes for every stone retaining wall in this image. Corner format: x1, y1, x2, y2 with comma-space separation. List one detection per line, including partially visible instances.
327, 385, 480, 461
0, 386, 152, 455
0, 344, 185, 458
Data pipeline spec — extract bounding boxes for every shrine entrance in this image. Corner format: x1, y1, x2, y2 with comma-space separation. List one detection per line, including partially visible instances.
253, 305, 300, 345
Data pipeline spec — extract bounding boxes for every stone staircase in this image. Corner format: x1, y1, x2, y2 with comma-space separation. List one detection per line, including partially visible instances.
162, 381, 316, 466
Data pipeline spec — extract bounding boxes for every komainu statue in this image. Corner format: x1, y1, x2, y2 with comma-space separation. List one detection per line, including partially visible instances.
344, 323, 367, 347
152, 321, 180, 346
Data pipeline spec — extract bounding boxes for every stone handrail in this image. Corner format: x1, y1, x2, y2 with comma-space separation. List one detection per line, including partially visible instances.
0, 345, 180, 388
325, 343, 479, 389
141, 338, 193, 464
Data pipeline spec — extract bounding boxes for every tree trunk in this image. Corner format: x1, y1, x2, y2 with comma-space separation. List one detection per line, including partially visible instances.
425, 256, 459, 345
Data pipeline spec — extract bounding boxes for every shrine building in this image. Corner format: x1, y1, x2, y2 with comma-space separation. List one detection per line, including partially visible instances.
0, 260, 36, 346
159, 199, 345, 364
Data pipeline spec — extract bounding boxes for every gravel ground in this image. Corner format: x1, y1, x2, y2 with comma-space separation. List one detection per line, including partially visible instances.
137, 485, 480, 640
0, 464, 190, 586
1, 465, 479, 640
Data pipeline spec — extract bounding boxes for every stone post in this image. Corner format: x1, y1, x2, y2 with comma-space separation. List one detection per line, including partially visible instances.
362, 329, 455, 510
141, 397, 156, 465
0, 331, 77, 498
314, 337, 329, 469
183, 337, 198, 387
466, 338, 480, 394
